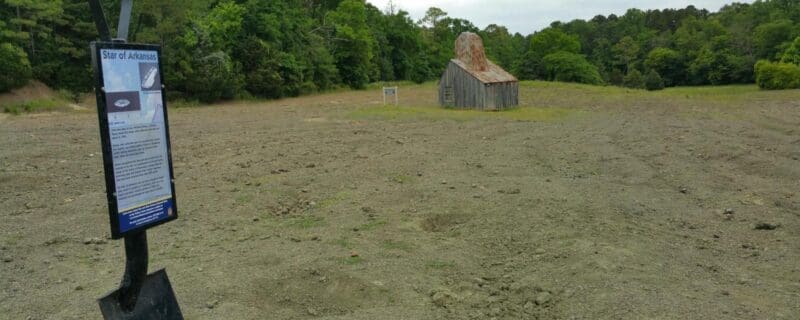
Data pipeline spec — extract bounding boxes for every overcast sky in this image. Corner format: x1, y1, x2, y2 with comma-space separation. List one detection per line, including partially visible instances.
366, 0, 752, 34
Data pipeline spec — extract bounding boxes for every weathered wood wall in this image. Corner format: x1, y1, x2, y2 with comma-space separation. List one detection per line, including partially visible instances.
438, 61, 518, 111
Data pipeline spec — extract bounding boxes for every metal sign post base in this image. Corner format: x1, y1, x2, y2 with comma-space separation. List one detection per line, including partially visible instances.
98, 231, 183, 319
98, 269, 183, 319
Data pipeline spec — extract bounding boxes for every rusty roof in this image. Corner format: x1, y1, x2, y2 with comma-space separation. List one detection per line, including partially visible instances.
451, 58, 518, 84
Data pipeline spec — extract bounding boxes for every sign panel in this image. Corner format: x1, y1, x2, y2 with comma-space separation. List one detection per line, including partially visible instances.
91, 42, 177, 239
383, 86, 399, 105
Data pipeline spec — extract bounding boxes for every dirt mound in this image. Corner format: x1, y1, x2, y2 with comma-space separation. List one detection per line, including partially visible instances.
0, 81, 59, 106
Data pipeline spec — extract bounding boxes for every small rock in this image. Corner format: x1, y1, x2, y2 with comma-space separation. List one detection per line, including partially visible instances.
534, 248, 546, 255
252, 217, 260, 222
524, 301, 535, 310
205, 300, 218, 309
471, 184, 478, 188
311, 236, 321, 241
534, 291, 551, 305
290, 237, 302, 243
430, 289, 457, 308
306, 306, 319, 316
754, 222, 780, 230
2, 257, 12, 263
83, 237, 106, 245
679, 187, 688, 194
416, 171, 423, 177
724, 208, 735, 215
350, 252, 359, 258
306, 163, 316, 168
74, 285, 84, 291
361, 207, 375, 213
441, 180, 448, 185
301, 188, 309, 193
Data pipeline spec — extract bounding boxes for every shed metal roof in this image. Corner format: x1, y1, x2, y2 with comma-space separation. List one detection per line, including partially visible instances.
450, 58, 518, 84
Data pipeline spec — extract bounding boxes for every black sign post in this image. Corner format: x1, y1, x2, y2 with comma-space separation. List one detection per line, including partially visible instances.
89, 1, 183, 319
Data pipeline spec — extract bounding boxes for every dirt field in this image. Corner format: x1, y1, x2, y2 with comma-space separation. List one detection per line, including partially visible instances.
1, 82, 799, 319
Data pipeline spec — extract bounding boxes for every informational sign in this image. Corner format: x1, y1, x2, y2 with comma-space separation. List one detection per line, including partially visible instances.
91, 42, 177, 239
383, 86, 399, 106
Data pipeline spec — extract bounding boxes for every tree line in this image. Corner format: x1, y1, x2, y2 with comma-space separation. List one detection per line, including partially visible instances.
1, 0, 799, 101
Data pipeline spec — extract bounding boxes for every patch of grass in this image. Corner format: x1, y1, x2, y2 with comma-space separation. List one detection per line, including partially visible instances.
170, 99, 202, 109
235, 194, 253, 204
2, 99, 66, 115
285, 215, 326, 229
338, 255, 364, 265
381, 240, 413, 252
358, 219, 387, 231
332, 236, 355, 250
2, 233, 22, 246
319, 190, 352, 209
348, 105, 577, 122
519, 80, 785, 108
426, 260, 455, 269
57, 89, 82, 103
390, 174, 413, 184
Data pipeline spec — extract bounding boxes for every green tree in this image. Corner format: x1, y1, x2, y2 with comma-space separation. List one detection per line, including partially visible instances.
623, 69, 645, 89
236, 36, 283, 98
781, 37, 800, 65
0, 42, 31, 92
612, 36, 640, 72
645, 69, 665, 91
198, 0, 245, 51
327, 0, 374, 89
645, 47, 683, 86
517, 28, 581, 80
481, 24, 515, 70
185, 51, 244, 102
755, 60, 800, 90
529, 28, 581, 59
2, 0, 62, 56
542, 51, 603, 85
754, 19, 796, 60
419, 7, 447, 29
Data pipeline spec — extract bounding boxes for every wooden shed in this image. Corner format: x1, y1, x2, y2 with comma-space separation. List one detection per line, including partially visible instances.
439, 32, 519, 111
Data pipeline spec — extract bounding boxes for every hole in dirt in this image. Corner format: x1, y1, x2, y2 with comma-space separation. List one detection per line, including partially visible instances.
252, 269, 391, 316
420, 213, 470, 232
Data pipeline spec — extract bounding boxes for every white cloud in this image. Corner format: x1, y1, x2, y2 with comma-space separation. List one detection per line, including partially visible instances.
367, 0, 752, 34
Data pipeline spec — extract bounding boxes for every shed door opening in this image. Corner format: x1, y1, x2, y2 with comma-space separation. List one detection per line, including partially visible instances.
443, 86, 454, 107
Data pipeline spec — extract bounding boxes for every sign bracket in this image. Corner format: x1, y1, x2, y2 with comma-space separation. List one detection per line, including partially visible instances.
88, 0, 134, 42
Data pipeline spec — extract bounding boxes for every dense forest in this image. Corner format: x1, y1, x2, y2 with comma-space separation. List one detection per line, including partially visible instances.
1, 0, 799, 102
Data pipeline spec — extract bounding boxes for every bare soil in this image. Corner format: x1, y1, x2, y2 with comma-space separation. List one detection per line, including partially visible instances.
1, 83, 799, 319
